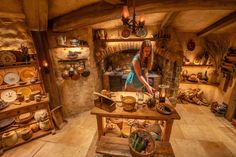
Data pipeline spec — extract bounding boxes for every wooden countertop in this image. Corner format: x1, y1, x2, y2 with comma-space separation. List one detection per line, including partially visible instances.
91, 92, 180, 120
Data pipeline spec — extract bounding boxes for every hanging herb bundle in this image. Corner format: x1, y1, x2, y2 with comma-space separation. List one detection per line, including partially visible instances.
203, 35, 230, 70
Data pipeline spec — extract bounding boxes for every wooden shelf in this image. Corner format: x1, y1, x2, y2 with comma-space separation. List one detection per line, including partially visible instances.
0, 95, 49, 120
53, 45, 89, 48
183, 64, 214, 67
0, 61, 38, 69
180, 81, 219, 86
0, 82, 41, 90
0, 118, 44, 134
3, 129, 51, 151
99, 38, 155, 42
58, 58, 87, 63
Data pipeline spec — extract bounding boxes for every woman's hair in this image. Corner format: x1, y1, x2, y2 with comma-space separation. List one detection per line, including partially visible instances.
139, 40, 153, 70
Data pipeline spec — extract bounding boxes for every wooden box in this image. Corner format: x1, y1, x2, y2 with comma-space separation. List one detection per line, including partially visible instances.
94, 95, 116, 112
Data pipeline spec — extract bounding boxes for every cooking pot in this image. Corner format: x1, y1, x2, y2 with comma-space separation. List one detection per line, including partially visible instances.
2, 131, 18, 147
71, 71, 80, 80
120, 95, 136, 111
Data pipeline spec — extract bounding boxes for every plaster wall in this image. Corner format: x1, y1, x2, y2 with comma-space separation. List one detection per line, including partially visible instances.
47, 27, 102, 117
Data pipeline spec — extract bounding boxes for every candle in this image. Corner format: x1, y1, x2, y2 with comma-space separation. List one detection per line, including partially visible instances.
122, 6, 129, 19
139, 13, 145, 26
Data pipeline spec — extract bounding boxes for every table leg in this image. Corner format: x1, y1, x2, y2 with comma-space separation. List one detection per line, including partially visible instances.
162, 120, 173, 141
96, 115, 104, 139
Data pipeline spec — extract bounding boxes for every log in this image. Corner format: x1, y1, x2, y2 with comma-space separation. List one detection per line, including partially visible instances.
221, 65, 234, 72
222, 62, 235, 68
197, 11, 236, 37
226, 56, 236, 62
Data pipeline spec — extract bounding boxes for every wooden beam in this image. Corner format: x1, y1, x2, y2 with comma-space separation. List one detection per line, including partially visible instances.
104, 0, 123, 5
23, 0, 48, 31
197, 11, 236, 37
161, 11, 180, 29
52, 0, 236, 32
0, 12, 25, 21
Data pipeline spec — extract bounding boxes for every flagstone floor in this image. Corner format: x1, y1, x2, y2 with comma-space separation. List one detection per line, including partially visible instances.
3, 103, 236, 157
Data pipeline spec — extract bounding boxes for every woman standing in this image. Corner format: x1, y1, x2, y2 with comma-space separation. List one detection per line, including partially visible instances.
125, 40, 156, 94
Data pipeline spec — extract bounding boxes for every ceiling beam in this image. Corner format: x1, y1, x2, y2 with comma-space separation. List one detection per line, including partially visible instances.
197, 11, 236, 37
52, 0, 236, 32
103, 0, 123, 5
160, 11, 180, 29
0, 12, 25, 21
23, 0, 48, 31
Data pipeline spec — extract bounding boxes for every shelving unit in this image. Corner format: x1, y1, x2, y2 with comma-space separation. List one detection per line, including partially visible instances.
183, 64, 213, 67
0, 50, 55, 153
180, 81, 219, 87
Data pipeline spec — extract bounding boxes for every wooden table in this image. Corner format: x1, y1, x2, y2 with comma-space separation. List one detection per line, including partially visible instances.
97, 136, 175, 157
91, 92, 180, 141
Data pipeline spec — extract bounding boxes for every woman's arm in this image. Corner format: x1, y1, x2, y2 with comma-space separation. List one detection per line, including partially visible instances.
133, 59, 153, 93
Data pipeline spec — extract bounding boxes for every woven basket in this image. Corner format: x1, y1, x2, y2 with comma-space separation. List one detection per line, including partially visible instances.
129, 129, 156, 157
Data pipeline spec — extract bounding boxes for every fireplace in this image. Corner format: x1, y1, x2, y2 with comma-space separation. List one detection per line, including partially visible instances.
94, 29, 183, 105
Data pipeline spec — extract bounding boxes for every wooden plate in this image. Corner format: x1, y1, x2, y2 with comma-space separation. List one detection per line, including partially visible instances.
17, 87, 32, 98
20, 68, 36, 82
0, 51, 16, 64
1, 90, 17, 102
4, 72, 20, 85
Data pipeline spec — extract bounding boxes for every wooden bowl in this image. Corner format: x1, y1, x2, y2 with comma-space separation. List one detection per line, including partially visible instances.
129, 129, 156, 157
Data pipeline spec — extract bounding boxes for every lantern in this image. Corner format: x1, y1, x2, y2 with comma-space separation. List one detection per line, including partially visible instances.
159, 85, 169, 103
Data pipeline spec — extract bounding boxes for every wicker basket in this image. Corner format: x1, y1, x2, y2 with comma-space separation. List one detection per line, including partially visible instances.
129, 129, 156, 157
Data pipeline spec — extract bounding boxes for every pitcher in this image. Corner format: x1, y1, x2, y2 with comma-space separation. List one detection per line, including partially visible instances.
57, 35, 66, 46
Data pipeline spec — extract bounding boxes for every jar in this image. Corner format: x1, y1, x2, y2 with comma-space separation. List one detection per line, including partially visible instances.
39, 119, 51, 131
20, 127, 33, 141
2, 131, 18, 147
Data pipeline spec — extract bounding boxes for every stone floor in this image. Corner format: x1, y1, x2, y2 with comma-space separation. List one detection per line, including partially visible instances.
3, 103, 236, 157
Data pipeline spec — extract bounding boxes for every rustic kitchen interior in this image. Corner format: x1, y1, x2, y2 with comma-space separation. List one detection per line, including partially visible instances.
0, 0, 236, 157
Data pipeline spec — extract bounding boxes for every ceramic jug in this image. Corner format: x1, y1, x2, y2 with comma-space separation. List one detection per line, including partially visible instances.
57, 35, 66, 46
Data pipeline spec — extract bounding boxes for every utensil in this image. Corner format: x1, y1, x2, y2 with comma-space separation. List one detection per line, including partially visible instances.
20, 68, 37, 82
4, 72, 20, 85
1, 90, 17, 102
0, 51, 16, 64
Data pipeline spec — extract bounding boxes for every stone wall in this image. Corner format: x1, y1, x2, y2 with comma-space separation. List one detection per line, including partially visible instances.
0, 18, 34, 52
47, 27, 102, 117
